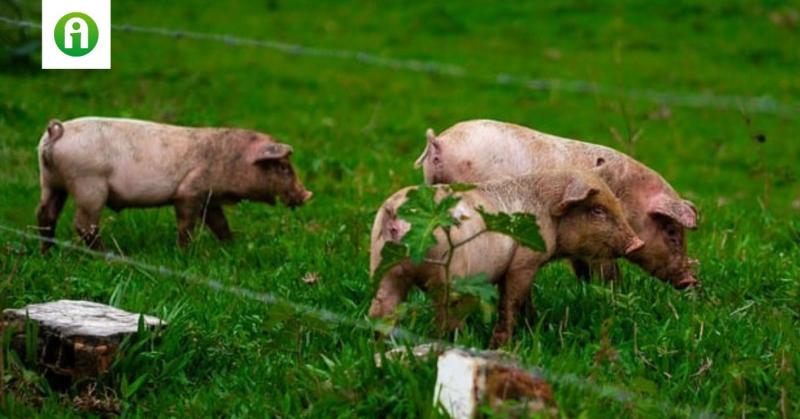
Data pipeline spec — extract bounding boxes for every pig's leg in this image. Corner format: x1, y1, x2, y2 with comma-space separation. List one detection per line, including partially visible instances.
71, 179, 107, 251
490, 250, 539, 348
368, 264, 414, 320
174, 199, 203, 247
570, 259, 591, 281
203, 205, 233, 241
36, 187, 67, 253
596, 260, 621, 281
174, 168, 211, 247
518, 295, 537, 325
571, 259, 621, 281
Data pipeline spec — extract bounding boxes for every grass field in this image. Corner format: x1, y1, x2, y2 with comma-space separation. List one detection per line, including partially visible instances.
1, 0, 799, 417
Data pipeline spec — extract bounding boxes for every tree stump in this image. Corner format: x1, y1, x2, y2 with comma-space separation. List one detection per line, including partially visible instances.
433, 349, 557, 418
1, 300, 164, 387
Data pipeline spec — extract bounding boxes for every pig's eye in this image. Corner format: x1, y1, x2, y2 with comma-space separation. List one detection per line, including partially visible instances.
277, 163, 292, 174
665, 224, 683, 246
590, 206, 606, 218
665, 224, 677, 236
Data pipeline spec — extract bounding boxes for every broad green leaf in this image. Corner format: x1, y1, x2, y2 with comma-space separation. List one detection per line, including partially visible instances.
451, 273, 496, 303
372, 241, 409, 281
437, 194, 463, 226
397, 186, 462, 263
476, 207, 546, 252
450, 273, 497, 324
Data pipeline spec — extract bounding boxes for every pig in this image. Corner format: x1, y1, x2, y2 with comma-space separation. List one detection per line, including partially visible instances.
415, 119, 698, 289
36, 117, 312, 252
369, 169, 644, 347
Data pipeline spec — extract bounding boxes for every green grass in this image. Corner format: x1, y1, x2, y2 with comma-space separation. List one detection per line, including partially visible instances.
1, 0, 799, 417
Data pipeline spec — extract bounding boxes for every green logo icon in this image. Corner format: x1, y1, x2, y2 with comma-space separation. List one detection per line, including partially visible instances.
54, 12, 99, 57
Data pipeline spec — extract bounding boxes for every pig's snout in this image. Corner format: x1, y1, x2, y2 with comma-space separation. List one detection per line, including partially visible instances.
285, 189, 312, 208
625, 237, 645, 255
672, 274, 699, 290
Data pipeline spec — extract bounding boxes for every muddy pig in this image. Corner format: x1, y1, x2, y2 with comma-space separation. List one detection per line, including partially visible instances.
36, 117, 312, 252
415, 119, 698, 289
369, 169, 644, 347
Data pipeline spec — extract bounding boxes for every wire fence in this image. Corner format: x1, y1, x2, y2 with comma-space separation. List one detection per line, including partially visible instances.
0, 223, 716, 418
1, 15, 797, 117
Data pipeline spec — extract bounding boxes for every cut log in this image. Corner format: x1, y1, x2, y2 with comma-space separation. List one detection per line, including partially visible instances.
433, 349, 556, 418
1, 300, 164, 385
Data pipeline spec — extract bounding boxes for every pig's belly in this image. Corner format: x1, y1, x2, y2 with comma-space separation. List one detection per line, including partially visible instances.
105, 164, 183, 208
449, 232, 515, 282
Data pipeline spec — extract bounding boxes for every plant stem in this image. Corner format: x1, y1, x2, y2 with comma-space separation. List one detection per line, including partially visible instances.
437, 227, 490, 333
451, 229, 487, 250
442, 226, 456, 334
430, 228, 488, 265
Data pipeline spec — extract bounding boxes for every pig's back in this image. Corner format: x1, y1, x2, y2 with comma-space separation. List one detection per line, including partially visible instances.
439, 119, 573, 182
51, 117, 205, 203
442, 119, 637, 189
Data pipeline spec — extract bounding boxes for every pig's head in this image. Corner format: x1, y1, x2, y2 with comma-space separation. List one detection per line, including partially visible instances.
552, 173, 644, 261
247, 141, 312, 208
625, 194, 698, 289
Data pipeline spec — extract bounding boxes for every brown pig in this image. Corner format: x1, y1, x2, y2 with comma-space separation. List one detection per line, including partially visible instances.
369, 169, 644, 347
36, 117, 312, 252
415, 119, 698, 289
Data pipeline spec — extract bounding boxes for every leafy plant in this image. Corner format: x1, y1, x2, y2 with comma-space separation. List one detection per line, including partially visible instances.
448, 273, 496, 324
475, 207, 546, 251
374, 183, 544, 328
396, 185, 462, 263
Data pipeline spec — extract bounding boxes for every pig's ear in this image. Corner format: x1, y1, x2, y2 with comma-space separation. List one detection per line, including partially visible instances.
649, 195, 697, 229
552, 179, 599, 217
414, 128, 438, 168
249, 143, 293, 164
590, 155, 613, 178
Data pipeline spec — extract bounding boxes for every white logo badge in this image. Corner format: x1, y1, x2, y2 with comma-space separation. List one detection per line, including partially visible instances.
42, 0, 110, 69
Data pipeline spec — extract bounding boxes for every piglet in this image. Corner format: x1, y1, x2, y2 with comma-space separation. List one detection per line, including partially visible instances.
369, 169, 643, 347
36, 117, 312, 251
416, 119, 698, 289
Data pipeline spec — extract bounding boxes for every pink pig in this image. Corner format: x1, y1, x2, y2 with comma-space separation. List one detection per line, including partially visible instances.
415, 119, 698, 289
36, 117, 312, 251
370, 169, 644, 347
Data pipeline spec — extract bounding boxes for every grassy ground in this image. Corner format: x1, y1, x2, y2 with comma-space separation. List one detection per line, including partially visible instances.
1, 0, 799, 417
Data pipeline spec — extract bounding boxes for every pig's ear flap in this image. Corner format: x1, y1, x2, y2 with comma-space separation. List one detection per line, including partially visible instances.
648, 195, 697, 229
590, 155, 613, 178
249, 143, 293, 164
414, 128, 438, 168
551, 179, 599, 217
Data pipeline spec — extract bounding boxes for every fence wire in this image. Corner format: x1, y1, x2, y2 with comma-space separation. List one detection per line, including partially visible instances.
0, 223, 716, 418
1, 16, 797, 117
